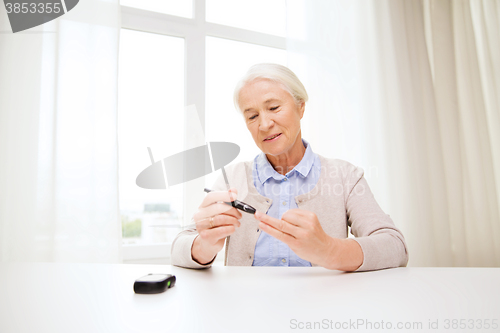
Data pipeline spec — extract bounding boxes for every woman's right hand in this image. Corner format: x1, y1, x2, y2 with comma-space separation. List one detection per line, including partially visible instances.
191, 188, 242, 264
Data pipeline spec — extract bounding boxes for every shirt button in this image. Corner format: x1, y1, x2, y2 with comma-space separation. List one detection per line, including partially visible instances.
282, 258, 286, 263
283, 178, 288, 181
282, 201, 286, 205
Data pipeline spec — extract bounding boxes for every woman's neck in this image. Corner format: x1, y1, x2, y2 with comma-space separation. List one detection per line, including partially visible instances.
266, 136, 306, 175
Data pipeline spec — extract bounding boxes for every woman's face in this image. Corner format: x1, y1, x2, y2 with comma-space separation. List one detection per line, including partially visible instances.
239, 79, 305, 158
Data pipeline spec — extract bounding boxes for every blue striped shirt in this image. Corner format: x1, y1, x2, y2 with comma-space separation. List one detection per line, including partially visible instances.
251, 139, 321, 266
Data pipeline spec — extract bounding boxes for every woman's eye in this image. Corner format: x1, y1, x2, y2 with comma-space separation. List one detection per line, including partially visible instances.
249, 114, 258, 120
270, 106, 279, 111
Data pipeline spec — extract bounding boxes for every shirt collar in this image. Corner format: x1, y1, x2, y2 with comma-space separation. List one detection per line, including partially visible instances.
256, 139, 316, 185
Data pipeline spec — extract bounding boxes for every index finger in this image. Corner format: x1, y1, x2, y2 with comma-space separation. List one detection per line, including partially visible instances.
199, 189, 238, 209
280, 209, 308, 227
258, 209, 304, 228
254, 211, 300, 238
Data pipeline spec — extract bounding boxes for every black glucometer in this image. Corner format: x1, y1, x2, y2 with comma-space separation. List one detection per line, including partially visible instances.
133, 274, 176, 294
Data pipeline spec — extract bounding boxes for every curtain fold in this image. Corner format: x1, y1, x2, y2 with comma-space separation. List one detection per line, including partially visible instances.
0, 0, 122, 263
450, 0, 500, 265
286, 0, 500, 266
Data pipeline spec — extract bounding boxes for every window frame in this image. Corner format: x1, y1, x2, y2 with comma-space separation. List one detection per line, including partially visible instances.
120, 0, 286, 263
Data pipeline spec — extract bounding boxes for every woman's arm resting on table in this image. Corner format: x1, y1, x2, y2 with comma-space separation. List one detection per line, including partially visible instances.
346, 172, 409, 272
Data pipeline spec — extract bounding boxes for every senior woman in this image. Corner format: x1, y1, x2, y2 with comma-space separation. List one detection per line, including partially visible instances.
171, 63, 408, 271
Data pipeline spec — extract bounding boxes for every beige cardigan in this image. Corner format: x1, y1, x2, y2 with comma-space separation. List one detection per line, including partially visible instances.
171, 156, 409, 271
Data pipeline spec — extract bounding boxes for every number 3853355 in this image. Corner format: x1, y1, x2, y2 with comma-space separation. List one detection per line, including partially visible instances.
5, 3, 62, 14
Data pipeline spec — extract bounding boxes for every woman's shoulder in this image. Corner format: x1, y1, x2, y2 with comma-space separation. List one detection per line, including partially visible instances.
316, 155, 365, 181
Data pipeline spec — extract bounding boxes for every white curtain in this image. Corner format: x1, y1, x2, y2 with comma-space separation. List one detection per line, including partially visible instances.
0, 0, 122, 263
287, 0, 500, 267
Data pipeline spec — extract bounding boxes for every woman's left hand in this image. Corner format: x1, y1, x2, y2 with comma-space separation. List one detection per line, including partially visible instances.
254, 209, 337, 268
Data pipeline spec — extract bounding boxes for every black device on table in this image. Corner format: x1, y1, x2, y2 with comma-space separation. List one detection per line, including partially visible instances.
134, 274, 176, 294
204, 188, 256, 214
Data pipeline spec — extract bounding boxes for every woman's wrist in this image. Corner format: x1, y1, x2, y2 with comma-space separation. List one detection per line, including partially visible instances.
191, 235, 217, 265
324, 237, 364, 271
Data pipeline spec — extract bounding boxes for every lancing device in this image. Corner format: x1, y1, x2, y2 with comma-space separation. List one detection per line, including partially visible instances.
204, 188, 256, 214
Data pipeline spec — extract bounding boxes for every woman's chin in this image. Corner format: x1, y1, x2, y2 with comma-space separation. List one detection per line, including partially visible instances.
262, 146, 286, 157
259, 137, 293, 156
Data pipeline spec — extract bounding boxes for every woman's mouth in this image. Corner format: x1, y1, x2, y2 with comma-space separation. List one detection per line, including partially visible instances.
263, 133, 282, 141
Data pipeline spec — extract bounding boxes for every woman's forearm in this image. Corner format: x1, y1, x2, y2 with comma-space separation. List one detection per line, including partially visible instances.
324, 237, 364, 271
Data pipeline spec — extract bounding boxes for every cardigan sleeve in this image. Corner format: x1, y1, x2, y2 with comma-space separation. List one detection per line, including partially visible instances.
170, 229, 216, 269
345, 169, 409, 271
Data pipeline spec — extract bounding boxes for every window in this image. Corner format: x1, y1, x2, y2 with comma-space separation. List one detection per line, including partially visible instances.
120, 0, 193, 18
206, 0, 286, 36
118, 29, 185, 248
119, 0, 286, 264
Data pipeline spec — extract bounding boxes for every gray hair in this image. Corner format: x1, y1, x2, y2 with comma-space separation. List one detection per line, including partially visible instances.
233, 63, 308, 112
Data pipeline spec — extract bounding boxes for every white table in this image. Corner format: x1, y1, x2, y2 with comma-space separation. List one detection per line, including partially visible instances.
0, 263, 499, 332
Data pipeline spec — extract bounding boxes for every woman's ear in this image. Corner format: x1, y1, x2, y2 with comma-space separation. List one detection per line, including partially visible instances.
298, 100, 305, 119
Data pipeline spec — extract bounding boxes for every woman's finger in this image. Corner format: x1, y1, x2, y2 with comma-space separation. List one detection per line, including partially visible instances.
198, 225, 237, 244
258, 221, 296, 245
254, 211, 300, 239
195, 202, 242, 221
199, 189, 238, 208
195, 214, 241, 230
280, 209, 311, 227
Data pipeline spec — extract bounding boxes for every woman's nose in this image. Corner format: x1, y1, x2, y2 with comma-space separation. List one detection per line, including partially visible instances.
259, 113, 274, 131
